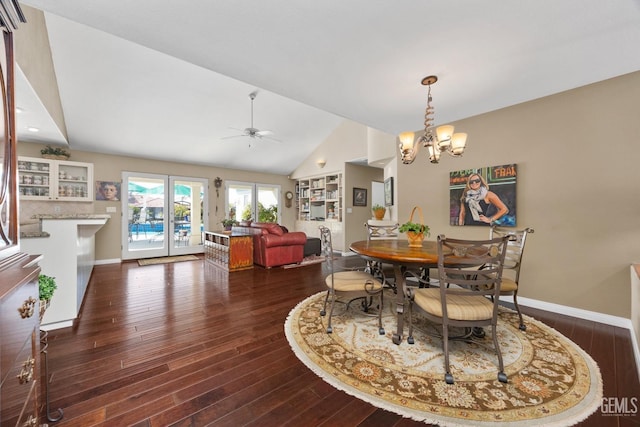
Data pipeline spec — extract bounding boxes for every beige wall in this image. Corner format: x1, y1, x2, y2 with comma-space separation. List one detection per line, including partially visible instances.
17, 142, 298, 261
290, 120, 368, 179
14, 6, 67, 141
344, 163, 384, 245
396, 71, 640, 318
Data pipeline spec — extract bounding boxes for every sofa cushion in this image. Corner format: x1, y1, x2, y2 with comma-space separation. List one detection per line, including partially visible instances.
262, 231, 307, 248
252, 222, 284, 236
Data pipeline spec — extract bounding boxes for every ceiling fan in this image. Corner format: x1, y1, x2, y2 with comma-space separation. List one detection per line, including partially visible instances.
221, 91, 280, 146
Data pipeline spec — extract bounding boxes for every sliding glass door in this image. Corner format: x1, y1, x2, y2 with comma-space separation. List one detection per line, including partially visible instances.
122, 172, 208, 260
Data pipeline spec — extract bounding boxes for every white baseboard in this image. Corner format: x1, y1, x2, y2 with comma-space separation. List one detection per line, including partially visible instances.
95, 258, 121, 265
340, 251, 356, 257
501, 294, 640, 380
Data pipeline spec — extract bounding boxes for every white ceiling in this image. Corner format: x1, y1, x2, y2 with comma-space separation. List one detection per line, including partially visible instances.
16, 0, 640, 175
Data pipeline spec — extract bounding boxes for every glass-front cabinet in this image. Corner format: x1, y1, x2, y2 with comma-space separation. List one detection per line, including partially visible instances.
18, 156, 94, 201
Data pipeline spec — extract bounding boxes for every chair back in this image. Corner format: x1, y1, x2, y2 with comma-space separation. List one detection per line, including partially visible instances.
319, 225, 335, 277
436, 234, 509, 321
489, 226, 534, 284
364, 220, 399, 240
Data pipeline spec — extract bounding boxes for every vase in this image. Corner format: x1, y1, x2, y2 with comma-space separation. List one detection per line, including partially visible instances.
39, 299, 50, 322
373, 209, 386, 220
406, 231, 424, 247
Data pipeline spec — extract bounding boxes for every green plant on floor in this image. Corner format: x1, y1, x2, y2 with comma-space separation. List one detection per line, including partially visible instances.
38, 274, 58, 301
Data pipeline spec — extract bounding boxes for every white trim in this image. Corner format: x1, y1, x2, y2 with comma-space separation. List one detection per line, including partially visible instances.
499, 295, 631, 328
95, 258, 121, 265
40, 320, 73, 331
500, 294, 640, 380
631, 323, 640, 387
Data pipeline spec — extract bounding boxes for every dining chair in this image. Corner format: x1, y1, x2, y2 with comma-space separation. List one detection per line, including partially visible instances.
488, 226, 534, 331
319, 226, 385, 335
407, 234, 509, 384
364, 221, 399, 288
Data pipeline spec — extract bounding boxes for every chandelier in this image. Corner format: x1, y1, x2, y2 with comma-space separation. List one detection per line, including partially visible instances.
398, 75, 467, 164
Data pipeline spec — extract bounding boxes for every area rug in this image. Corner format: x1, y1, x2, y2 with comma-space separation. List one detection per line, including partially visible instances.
284, 291, 603, 426
282, 255, 325, 269
137, 255, 199, 266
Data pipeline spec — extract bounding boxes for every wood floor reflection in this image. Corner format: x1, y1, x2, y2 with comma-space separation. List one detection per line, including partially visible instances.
43, 256, 639, 426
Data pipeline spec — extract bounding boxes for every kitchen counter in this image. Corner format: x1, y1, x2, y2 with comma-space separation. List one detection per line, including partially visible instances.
21, 215, 110, 329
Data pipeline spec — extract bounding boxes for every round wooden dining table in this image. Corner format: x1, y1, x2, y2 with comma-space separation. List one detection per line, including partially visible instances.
349, 239, 440, 345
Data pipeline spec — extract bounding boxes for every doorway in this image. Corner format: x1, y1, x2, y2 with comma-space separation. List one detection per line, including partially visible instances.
122, 172, 209, 260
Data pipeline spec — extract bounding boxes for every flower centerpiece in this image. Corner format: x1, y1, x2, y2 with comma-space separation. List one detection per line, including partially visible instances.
372, 204, 386, 220
38, 274, 57, 321
400, 206, 429, 247
399, 221, 430, 247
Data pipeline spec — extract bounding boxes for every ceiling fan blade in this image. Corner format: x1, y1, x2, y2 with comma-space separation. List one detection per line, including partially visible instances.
256, 130, 273, 136
220, 134, 246, 140
260, 134, 282, 143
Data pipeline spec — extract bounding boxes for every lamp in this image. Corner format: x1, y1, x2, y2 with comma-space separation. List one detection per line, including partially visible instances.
399, 75, 467, 164
317, 159, 326, 168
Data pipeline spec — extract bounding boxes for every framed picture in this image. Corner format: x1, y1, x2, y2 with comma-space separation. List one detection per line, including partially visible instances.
353, 187, 367, 206
449, 163, 517, 227
95, 181, 121, 201
384, 177, 394, 206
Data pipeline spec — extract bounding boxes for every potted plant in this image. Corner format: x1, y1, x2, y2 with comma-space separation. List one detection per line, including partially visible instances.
221, 218, 237, 231
38, 274, 57, 321
399, 221, 430, 247
40, 145, 71, 160
372, 204, 386, 220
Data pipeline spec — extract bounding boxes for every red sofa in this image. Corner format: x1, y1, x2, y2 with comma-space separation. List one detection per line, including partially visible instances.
232, 222, 307, 268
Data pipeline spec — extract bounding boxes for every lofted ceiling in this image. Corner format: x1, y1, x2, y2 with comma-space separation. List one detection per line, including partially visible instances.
16, 0, 640, 175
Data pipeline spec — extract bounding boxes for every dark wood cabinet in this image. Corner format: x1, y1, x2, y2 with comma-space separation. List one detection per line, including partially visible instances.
0, 253, 41, 426
0, 2, 36, 425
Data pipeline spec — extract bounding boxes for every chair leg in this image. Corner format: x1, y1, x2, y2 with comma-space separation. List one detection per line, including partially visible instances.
492, 323, 508, 383
512, 291, 526, 331
320, 290, 330, 316
377, 291, 385, 335
406, 295, 415, 345
443, 325, 454, 384
326, 294, 337, 334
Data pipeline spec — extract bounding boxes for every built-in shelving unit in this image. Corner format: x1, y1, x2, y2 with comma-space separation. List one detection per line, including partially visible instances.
295, 172, 344, 250
296, 173, 342, 222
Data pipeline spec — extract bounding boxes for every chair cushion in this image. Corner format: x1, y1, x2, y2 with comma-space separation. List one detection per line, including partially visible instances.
325, 271, 384, 292
413, 288, 494, 321
500, 278, 518, 293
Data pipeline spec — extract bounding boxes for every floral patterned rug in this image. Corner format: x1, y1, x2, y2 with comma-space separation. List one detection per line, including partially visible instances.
284, 291, 602, 426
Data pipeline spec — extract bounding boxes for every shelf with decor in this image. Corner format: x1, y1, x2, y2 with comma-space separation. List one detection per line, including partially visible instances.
18, 156, 94, 202
297, 179, 310, 221
296, 173, 342, 222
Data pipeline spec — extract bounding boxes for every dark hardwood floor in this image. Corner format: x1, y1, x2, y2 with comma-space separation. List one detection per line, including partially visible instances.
42, 256, 640, 426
